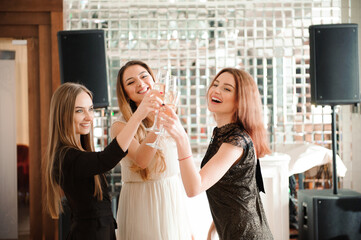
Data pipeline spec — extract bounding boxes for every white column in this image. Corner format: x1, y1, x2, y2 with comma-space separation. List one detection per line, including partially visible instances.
340, 0, 361, 193
260, 153, 290, 240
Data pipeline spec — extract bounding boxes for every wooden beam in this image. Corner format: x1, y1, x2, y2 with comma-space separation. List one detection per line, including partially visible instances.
39, 24, 57, 240
27, 37, 43, 240
51, 11, 63, 92
0, 1, 63, 238
0, 12, 50, 25
0, 25, 38, 38
0, 0, 62, 12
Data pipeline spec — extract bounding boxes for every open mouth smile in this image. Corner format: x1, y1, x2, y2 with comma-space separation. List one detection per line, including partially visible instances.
138, 87, 149, 94
211, 96, 222, 103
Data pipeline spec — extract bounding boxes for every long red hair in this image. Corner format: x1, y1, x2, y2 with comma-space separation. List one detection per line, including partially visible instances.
209, 68, 271, 158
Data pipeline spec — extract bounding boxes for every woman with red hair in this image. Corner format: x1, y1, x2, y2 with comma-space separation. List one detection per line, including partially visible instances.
161, 68, 273, 240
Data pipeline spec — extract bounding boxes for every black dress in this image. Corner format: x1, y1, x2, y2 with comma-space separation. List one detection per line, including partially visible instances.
201, 123, 273, 240
55, 138, 127, 240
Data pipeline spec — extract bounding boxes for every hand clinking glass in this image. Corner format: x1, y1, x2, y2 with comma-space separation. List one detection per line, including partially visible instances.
146, 76, 179, 149
145, 69, 169, 133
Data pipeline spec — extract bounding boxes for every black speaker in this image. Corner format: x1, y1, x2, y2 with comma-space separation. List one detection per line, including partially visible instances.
298, 189, 361, 240
58, 29, 109, 108
309, 24, 360, 105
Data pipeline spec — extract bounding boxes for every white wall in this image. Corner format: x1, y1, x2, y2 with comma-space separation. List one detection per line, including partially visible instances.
0, 50, 18, 239
351, 0, 361, 194
340, 0, 361, 193
0, 39, 29, 146
351, 112, 361, 192
0, 39, 28, 240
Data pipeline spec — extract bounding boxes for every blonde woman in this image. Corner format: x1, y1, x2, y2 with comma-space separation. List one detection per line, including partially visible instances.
161, 68, 273, 240
112, 60, 192, 240
44, 82, 161, 240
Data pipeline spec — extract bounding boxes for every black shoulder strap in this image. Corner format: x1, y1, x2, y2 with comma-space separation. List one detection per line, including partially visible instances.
256, 158, 265, 193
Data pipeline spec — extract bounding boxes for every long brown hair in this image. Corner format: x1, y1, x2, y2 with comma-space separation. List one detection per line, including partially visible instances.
45, 82, 103, 219
208, 68, 271, 158
116, 60, 165, 180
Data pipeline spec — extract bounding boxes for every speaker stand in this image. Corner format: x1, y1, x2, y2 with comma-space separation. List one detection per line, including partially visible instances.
104, 108, 119, 218
331, 105, 338, 195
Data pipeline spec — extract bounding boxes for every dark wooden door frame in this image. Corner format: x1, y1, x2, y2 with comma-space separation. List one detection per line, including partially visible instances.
0, 1, 63, 239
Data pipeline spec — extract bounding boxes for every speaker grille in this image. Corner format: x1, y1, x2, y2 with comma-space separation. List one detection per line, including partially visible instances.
298, 189, 361, 240
309, 24, 360, 105
58, 29, 109, 108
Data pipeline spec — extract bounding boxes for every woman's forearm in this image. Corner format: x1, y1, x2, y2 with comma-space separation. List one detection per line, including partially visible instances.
112, 119, 158, 169
115, 111, 143, 151
133, 131, 159, 169
176, 135, 203, 197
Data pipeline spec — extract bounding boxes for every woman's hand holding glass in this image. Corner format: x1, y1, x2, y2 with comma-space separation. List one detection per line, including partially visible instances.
146, 76, 179, 149
158, 105, 186, 141
134, 90, 163, 121
145, 70, 168, 133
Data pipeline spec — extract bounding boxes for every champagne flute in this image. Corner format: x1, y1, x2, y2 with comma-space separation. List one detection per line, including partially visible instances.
145, 69, 169, 133
164, 76, 180, 112
146, 76, 179, 149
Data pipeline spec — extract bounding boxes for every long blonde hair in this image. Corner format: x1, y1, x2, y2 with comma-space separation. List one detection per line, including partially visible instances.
208, 68, 271, 158
116, 60, 165, 180
45, 82, 104, 219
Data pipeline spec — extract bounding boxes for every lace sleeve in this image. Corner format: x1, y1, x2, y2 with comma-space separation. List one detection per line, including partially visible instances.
223, 130, 249, 150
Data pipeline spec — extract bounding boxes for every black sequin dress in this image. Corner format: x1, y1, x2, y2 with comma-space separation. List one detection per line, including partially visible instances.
201, 123, 273, 240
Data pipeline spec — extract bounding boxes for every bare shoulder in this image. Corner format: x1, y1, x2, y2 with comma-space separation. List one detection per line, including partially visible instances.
212, 142, 243, 164
219, 142, 243, 155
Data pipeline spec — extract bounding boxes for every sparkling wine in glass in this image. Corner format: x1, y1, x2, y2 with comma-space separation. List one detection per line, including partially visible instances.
145, 70, 168, 133
146, 76, 179, 149
165, 76, 180, 110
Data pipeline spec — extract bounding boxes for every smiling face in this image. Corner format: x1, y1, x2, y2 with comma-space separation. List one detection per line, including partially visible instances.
122, 64, 154, 106
207, 72, 237, 124
73, 90, 94, 140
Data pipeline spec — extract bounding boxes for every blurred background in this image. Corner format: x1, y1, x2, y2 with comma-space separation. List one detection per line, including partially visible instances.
1, 0, 361, 239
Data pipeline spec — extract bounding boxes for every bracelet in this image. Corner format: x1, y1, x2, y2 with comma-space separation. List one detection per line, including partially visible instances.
178, 155, 192, 161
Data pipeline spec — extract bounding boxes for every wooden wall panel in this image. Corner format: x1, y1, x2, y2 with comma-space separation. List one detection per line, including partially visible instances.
27, 37, 43, 240
39, 24, 57, 239
0, 0, 62, 12
0, 12, 50, 25
1, 1, 63, 239
51, 11, 62, 92
0, 26, 38, 38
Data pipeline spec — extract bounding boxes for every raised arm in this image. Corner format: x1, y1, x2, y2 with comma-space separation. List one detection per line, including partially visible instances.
160, 105, 243, 197
67, 91, 162, 177
114, 109, 144, 152
111, 90, 162, 169
111, 121, 159, 169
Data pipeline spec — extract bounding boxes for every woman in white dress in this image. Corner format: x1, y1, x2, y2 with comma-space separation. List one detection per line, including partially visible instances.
111, 60, 193, 240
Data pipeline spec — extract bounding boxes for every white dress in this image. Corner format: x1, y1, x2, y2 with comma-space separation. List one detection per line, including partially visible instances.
114, 116, 192, 240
